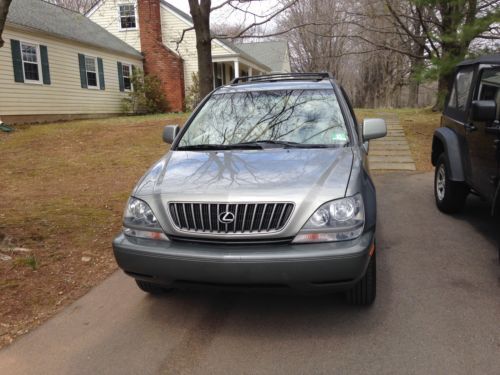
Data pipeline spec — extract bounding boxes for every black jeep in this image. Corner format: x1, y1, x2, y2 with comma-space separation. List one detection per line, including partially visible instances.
432, 54, 500, 216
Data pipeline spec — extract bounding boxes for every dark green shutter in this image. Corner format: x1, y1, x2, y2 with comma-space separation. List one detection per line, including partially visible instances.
78, 53, 87, 88
40, 45, 51, 85
97, 57, 105, 90
10, 39, 24, 83
117, 61, 124, 92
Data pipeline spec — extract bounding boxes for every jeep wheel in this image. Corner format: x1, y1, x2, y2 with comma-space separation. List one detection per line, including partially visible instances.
434, 154, 468, 214
346, 251, 376, 306
135, 280, 172, 295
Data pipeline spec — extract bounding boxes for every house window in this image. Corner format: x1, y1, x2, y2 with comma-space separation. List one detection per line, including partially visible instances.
122, 63, 132, 91
85, 56, 99, 88
119, 4, 137, 29
21, 42, 41, 83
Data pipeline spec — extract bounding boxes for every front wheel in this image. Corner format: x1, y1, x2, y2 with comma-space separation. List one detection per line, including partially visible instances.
135, 280, 173, 295
346, 251, 376, 306
434, 153, 468, 214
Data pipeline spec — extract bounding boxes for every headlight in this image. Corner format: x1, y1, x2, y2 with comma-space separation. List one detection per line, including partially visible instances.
293, 194, 364, 243
123, 197, 169, 241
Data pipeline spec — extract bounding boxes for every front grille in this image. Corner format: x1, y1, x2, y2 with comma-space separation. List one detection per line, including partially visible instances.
168, 202, 294, 234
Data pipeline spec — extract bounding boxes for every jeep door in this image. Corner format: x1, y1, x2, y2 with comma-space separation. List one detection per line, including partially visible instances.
443, 66, 476, 181
468, 67, 500, 201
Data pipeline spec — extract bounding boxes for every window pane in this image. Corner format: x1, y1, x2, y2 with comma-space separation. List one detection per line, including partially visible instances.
24, 62, 39, 81
124, 77, 132, 90
448, 85, 457, 109
21, 44, 37, 63
85, 57, 96, 72
122, 64, 130, 77
455, 70, 473, 111
179, 90, 349, 147
87, 72, 97, 87
120, 5, 136, 28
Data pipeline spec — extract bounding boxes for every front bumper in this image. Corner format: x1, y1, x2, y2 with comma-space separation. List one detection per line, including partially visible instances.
112, 230, 375, 291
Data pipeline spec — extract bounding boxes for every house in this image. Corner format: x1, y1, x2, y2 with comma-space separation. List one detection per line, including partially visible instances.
235, 41, 292, 73
87, 0, 291, 110
0, 0, 144, 124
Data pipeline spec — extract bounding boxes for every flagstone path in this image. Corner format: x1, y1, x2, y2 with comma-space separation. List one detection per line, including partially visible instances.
368, 113, 416, 171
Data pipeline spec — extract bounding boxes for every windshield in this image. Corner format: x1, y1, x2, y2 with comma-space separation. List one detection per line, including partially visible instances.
177, 89, 349, 148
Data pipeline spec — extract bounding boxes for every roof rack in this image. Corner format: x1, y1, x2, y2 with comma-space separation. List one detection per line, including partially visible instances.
231, 72, 334, 85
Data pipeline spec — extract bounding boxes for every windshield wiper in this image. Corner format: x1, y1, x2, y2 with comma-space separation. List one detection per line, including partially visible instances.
176, 143, 262, 151
233, 140, 346, 149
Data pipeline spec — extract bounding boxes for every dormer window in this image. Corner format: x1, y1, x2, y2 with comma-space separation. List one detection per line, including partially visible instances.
119, 4, 137, 30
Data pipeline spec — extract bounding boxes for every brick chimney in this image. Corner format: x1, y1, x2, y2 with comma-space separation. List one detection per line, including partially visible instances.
137, 0, 185, 112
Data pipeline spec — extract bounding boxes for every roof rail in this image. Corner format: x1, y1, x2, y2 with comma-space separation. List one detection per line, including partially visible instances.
231, 72, 334, 85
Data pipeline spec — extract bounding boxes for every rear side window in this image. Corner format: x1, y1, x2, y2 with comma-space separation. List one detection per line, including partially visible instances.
446, 68, 474, 121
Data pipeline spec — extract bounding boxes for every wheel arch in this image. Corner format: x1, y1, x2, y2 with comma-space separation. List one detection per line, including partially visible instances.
432, 128, 466, 182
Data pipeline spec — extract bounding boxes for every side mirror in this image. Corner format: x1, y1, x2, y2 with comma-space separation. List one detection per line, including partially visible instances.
363, 118, 387, 142
471, 100, 496, 122
163, 125, 180, 144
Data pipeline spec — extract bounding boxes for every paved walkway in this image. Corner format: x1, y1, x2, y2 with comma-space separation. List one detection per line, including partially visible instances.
368, 113, 416, 171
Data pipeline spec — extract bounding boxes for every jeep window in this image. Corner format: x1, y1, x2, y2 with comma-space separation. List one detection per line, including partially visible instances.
178, 90, 349, 148
446, 68, 474, 121
478, 68, 500, 120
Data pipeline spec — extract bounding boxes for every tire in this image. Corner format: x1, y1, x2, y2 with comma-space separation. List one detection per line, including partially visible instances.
135, 280, 172, 294
346, 251, 376, 306
434, 153, 468, 214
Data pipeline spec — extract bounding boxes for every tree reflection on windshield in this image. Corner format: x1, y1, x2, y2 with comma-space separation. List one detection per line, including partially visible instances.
178, 90, 349, 147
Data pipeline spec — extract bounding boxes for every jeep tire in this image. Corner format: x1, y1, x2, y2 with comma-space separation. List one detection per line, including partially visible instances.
434, 153, 468, 214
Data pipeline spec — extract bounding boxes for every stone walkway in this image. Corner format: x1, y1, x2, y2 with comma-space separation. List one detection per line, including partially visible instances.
368, 113, 416, 171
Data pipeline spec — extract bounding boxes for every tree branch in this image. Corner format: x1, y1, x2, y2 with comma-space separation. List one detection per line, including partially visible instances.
0, 0, 13, 48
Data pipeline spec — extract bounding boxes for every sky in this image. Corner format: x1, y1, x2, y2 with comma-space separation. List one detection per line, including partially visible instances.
166, 0, 281, 30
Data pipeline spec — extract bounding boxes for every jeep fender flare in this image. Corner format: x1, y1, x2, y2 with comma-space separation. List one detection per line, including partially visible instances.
432, 127, 465, 182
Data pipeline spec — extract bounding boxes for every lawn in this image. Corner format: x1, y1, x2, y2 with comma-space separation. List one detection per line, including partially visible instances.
0, 113, 188, 347
0, 108, 439, 348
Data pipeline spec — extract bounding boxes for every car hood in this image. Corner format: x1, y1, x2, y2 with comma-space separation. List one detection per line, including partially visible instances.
134, 148, 353, 204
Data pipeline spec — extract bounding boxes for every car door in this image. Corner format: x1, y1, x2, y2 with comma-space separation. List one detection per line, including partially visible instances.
467, 67, 500, 201
443, 66, 476, 181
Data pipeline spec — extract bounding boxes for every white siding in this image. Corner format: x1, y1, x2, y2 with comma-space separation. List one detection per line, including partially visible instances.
160, 5, 233, 93
88, 0, 141, 51
0, 27, 143, 115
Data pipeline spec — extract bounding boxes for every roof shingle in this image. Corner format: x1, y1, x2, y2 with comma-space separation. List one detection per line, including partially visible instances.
7, 0, 142, 58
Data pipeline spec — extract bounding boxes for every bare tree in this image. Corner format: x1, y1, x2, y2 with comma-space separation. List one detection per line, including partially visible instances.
183, 0, 300, 99
49, 0, 95, 13
0, 0, 12, 48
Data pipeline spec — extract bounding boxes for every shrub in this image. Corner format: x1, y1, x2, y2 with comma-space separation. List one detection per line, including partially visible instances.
121, 69, 169, 114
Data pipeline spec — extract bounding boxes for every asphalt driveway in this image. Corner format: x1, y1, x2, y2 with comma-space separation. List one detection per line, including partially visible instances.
0, 172, 499, 375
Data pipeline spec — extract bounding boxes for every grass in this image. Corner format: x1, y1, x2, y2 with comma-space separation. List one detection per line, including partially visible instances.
14, 255, 38, 270
0, 113, 189, 348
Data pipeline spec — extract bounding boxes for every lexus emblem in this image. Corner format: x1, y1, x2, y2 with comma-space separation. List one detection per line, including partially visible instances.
218, 211, 235, 224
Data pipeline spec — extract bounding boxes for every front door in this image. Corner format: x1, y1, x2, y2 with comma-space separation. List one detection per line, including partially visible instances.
467, 67, 500, 200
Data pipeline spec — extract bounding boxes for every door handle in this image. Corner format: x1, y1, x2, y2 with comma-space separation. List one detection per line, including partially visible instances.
464, 123, 477, 132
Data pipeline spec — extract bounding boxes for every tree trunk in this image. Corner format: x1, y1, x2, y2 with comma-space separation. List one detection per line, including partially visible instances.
407, 79, 419, 108
188, 0, 214, 100
0, 0, 13, 48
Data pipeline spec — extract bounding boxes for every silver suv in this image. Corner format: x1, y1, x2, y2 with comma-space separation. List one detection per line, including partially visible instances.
112, 73, 387, 306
